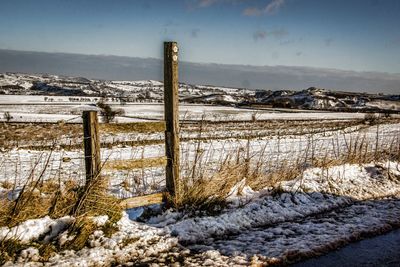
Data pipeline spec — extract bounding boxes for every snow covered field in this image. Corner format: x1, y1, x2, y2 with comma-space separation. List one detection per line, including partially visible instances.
0, 95, 376, 123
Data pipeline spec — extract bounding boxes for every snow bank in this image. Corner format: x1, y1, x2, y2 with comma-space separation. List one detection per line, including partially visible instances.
3, 161, 400, 266
282, 161, 400, 199
0, 216, 73, 244
148, 162, 400, 245
44, 213, 179, 267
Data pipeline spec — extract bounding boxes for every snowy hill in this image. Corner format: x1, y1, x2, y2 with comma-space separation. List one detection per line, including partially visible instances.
0, 72, 253, 105
254, 87, 400, 112
0, 72, 399, 112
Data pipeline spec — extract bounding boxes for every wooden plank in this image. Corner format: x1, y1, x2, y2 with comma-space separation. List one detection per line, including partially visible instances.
82, 111, 101, 185
164, 41, 181, 203
120, 192, 164, 209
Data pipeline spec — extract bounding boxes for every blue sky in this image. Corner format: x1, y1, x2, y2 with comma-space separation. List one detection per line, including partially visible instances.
0, 0, 399, 73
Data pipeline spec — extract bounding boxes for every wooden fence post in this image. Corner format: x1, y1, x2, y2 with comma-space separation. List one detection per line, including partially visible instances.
82, 111, 101, 185
164, 41, 181, 203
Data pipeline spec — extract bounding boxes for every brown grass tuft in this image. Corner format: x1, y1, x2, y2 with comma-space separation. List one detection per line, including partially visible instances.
0, 179, 79, 228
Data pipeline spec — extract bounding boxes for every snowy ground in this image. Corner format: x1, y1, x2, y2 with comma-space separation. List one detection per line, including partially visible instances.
1, 161, 400, 266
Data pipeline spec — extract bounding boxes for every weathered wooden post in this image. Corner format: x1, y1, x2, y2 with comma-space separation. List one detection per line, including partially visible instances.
82, 111, 101, 185
164, 41, 181, 203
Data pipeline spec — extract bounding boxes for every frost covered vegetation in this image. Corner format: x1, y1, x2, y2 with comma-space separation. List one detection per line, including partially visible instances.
0, 114, 400, 266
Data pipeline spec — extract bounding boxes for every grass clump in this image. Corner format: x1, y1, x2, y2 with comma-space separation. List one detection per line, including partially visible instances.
62, 218, 97, 251
63, 176, 122, 250
0, 179, 79, 228
72, 176, 122, 221
170, 179, 229, 215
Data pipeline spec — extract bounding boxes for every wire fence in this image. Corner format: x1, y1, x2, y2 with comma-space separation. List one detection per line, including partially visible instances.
0, 120, 399, 199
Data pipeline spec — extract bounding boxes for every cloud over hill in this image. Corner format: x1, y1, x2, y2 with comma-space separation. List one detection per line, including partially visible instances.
0, 49, 399, 94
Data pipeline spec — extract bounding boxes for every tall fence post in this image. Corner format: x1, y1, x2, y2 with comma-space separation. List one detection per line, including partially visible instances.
82, 111, 101, 185
164, 41, 181, 203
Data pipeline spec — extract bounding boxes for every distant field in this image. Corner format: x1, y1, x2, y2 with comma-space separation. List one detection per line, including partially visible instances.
0, 95, 377, 123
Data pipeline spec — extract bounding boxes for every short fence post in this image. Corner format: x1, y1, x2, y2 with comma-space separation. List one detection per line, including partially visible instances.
82, 111, 101, 185
164, 41, 181, 203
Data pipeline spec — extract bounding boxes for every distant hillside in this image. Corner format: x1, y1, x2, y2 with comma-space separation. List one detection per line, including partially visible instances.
251, 87, 400, 113
0, 72, 399, 113
1, 49, 400, 94
0, 72, 254, 103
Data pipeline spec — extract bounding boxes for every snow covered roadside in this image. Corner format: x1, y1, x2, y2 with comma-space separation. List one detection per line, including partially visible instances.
1, 161, 400, 266
150, 162, 400, 243
1, 213, 182, 267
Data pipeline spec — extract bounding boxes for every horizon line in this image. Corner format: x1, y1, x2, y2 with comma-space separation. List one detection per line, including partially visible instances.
1, 48, 399, 76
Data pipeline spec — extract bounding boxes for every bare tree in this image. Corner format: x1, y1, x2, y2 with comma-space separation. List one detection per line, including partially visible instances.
97, 99, 124, 123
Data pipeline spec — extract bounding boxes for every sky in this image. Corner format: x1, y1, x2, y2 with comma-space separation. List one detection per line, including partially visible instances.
0, 0, 400, 74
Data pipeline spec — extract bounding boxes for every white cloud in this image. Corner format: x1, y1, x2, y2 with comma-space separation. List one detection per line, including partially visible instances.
244, 0, 286, 16
194, 0, 239, 8
265, 0, 285, 15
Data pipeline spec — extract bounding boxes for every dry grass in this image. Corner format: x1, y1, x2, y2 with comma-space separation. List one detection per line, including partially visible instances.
168, 177, 232, 214
0, 178, 80, 264
57, 176, 123, 251
100, 121, 165, 134
0, 122, 80, 150
104, 156, 167, 171
0, 179, 79, 228
170, 158, 303, 214
0, 169, 122, 264
5, 118, 399, 151
0, 121, 166, 151
72, 175, 122, 220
